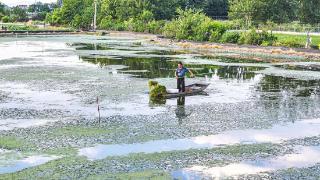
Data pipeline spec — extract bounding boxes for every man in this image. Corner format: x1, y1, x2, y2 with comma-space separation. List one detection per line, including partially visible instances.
176, 62, 194, 92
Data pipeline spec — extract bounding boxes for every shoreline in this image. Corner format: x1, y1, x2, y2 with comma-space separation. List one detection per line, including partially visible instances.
1, 30, 319, 62
108, 31, 320, 62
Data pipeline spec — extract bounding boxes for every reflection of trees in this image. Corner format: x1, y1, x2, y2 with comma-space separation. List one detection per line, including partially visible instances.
255, 75, 320, 123
81, 55, 264, 80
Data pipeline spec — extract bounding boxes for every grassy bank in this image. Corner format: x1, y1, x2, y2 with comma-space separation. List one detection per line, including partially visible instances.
274, 33, 320, 48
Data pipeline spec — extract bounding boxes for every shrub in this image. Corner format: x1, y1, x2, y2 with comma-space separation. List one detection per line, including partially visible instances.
238, 29, 277, 45
99, 16, 114, 29
146, 20, 165, 34
2, 16, 9, 23
274, 39, 304, 48
220, 31, 240, 43
163, 9, 227, 42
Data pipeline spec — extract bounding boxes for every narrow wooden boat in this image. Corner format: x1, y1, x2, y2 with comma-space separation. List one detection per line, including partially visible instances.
165, 83, 210, 99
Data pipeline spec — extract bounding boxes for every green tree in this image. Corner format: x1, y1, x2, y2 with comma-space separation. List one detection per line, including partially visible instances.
10, 6, 28, 22
254, 0, 298, 23
228, 0, 257, 28
46, 8, 62, 25
299, 0, 320, 24
147, 0, 185, 20
0, 2, 5, 20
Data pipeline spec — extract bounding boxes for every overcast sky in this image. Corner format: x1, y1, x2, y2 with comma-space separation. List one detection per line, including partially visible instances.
0, 0, 56, 6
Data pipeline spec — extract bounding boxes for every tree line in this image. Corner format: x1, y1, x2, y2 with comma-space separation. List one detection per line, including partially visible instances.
0, 2, 56, 23
42, 0, 320, 30
1, 0, 319, 28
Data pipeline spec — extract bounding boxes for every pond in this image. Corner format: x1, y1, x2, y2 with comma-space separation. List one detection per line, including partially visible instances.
0, 34, 320, 179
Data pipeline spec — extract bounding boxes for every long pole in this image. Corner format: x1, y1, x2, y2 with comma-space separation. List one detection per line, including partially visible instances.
94, 0, 97, 31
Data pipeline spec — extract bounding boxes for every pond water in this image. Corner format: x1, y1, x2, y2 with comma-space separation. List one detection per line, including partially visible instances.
0, 34, 320, 178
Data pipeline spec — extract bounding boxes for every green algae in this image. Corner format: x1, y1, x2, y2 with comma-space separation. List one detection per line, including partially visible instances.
0, 136, 29, 150
51, 126, 120, 137
88, 170, 171, 180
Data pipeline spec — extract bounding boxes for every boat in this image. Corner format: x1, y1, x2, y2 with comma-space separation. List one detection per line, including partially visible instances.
165, 83, 210, 99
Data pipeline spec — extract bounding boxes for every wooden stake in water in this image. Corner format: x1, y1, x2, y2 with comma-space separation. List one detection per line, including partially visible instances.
97, 96, 101, 123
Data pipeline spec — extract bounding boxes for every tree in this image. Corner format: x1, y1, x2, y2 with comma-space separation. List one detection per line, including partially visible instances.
299, 0, 320, 24
11, 6, 28, 22
0, 2, 5, 19
203, 0, 228, 19
229, 0, 257, 28
147, 0, 185, 20
254, 0, 298, 23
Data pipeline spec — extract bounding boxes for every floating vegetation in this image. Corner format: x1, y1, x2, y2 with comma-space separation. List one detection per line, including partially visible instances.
149, 80, 167, 104
1, 34, 320, 179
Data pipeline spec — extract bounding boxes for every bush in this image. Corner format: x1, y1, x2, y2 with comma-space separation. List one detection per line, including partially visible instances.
220, 31, 240, 43
274, 39, 304, 48
163, 9, 227, 42
5, 25, 37, 31
146, 20, 165, 34
2, 16, 9, 23
238, 29, 277, 45
99, 16, 114, 30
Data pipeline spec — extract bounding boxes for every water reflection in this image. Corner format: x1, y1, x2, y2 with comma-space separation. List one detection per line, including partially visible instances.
78, 119, 320, 160
0, 155, 58, 174
175, 97, 187, 125
81, 56, 263, 79
173, 146, 320, 178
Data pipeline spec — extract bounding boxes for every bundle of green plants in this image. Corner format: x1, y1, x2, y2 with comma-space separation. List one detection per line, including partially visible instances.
148, 80, 167, 102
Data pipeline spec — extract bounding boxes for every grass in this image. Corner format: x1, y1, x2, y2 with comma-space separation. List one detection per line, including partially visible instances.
274, 34, 320, 49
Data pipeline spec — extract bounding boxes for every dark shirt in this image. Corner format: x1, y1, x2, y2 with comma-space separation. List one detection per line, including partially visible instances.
176, 67, 189, 78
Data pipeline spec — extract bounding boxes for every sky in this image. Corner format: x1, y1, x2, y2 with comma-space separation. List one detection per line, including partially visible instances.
0, 0, 56, 7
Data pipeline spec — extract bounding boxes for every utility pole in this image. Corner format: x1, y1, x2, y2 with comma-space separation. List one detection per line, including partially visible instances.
93, 0, 97, 32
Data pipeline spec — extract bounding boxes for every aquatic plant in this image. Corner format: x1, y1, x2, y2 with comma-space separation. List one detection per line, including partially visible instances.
148, 80, 167, 103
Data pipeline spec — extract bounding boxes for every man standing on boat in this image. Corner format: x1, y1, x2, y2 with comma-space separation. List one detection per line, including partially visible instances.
176, 62, 194, 92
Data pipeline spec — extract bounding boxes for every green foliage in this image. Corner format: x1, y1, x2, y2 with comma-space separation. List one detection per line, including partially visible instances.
219, 31, 240, 43
148, 80, 159, 89
238, 29, 277, 45
1, 15, 9, 23
299, 0, 320, 24
274, 34, 320, 49
46, 8, 62, 26
163, 9, 227, 42
5, 25, 38, 31
149, 81, 167, 103
228, 0, 256, 28
10, 6, 28, 22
